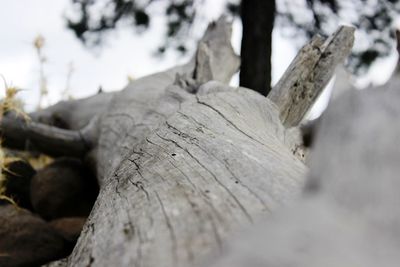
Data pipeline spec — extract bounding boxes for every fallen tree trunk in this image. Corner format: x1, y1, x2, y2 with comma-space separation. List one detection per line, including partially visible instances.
204, 70, 400, 267
0, 18, 354, 267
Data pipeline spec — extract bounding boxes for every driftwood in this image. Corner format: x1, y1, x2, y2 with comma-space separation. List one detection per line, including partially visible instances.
204, 72, 400, 267
0, 115, 96, 157
268, 26, 354, 127
0, 18, 355, 267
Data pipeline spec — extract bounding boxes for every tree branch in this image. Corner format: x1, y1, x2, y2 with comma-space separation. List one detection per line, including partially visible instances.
0, 115, 96, 157
268, 26, 354, 127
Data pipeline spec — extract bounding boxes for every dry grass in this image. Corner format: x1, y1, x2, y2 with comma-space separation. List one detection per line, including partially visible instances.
0, 76, 29, 121
34, 34, 48, 110
28, 154, 53, 170
62, 61, 75, 100
0, 35, 73, 206
0, 195, 19, 207
0, 76, 30, 207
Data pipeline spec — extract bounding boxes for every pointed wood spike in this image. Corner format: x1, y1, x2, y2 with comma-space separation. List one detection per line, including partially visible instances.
268, 26, 355, 127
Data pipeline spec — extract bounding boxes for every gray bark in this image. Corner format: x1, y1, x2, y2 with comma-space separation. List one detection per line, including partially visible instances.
31, 92, 113, 130
65, 18, 307, 267
0, 19, 356, 267
268, 26, 354, 127
203, 60, 400, 267
0, 114, 98, 157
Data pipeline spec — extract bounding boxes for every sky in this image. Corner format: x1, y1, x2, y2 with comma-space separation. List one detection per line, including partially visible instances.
0, 0, 397, 113
0, 0, 299, 112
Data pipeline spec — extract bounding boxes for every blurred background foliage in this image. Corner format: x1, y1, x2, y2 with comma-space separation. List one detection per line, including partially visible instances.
66, 0, 400, 95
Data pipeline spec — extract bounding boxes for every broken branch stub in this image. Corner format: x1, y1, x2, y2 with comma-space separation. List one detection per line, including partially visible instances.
194, 17, 240, 84
0, 115, 94, 157
268, 26, 354, 127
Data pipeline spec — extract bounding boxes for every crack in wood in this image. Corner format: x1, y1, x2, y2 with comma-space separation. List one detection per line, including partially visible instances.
155, 133, 253, 223
155, 191, 178, 265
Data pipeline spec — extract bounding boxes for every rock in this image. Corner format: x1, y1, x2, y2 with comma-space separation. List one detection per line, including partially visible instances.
2, 160, 36, 210
50, 217, 86, 244
0, 204, 66, 267
30, 158, 98, 220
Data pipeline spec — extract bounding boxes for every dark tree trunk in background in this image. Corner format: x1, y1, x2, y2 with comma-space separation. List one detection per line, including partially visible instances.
239, 0, 276, 96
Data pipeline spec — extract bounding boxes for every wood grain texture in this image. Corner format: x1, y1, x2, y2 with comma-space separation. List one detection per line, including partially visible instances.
12, 18, 314, 267
203, 76, 400, 267
63, 18, 306, 267
269, 26, 354, 127
68, 87, 306, 267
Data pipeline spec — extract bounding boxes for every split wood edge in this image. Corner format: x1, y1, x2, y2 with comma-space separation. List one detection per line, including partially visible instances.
268, 26, 355, 128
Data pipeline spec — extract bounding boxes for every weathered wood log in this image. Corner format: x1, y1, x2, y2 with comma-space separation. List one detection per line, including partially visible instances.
65, 18, 307, 267
72, 88, 306, 267
268, 26, 354, 127
1, 19, 356, 267
203, 72, 400, 267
